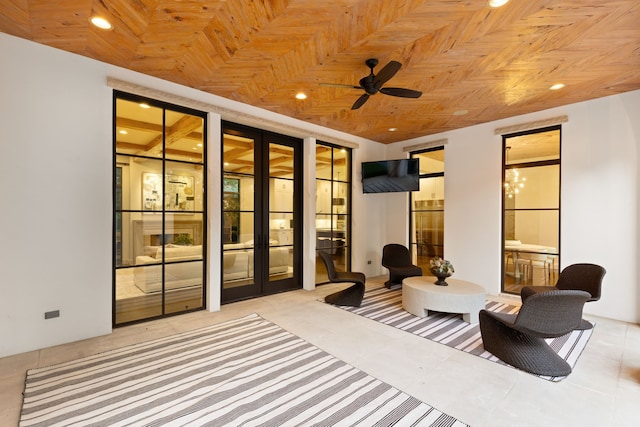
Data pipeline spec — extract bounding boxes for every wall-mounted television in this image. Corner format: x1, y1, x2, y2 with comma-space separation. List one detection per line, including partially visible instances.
362, 158, 419, 193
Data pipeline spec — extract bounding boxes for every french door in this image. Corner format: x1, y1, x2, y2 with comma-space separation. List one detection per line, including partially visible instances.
221, 122, 302, 303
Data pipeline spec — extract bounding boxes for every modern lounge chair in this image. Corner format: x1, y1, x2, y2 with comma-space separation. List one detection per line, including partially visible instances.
521, 263, 606, 329
381, 243, 422, 288
318, 250, 365, 307
479, 289, 591, 377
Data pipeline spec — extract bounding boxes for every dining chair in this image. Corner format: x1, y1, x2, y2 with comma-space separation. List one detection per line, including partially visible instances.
515, 252, 554, 283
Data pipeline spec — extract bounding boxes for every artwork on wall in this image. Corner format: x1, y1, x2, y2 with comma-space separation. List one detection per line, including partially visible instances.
142, 173, 195, 211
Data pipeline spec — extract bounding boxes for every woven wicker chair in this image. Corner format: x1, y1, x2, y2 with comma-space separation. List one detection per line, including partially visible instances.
479, 289, 591, 377
318, 250, 365, 307
521, 263, 606, 330
381, 244, 422, 288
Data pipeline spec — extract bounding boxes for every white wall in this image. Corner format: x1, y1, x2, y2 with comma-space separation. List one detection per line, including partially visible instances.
1, 32, 637, 358
390, 92, 640, 324
0, 35, 113, 356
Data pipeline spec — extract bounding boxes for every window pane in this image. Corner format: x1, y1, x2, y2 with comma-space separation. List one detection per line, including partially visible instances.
506, 129, 560, 164
333, 148, 348, 181
316, 180, 332, 214
271, 177, 293, 212
224, 134, 254, 176
115, 99, 163, 157
505, 210, 559, 250
415, 150, 444, 174
509, 165, 559, 209
315, 145, 332, 180
165, 111, 204, 162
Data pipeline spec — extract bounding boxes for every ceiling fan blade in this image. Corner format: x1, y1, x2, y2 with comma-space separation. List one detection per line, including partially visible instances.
374, 61, 402, 89
351, 93, 370, 110
380, 87, 422, 98
320, 83, 362, 89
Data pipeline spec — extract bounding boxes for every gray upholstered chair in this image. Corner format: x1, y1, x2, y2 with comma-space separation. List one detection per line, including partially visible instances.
479, 289, 591, 377
521, 263, 606, 329
381, 243, 422, 288
318, 251, 365, 307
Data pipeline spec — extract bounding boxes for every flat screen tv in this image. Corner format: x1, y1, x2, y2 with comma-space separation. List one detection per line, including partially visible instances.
362, 158, 419, 193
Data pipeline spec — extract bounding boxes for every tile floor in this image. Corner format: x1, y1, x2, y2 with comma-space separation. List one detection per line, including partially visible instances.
2, 276, 639, 426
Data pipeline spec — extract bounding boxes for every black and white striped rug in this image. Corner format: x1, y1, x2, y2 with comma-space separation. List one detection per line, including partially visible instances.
329, 287, 593, 382
20, 313, 468, 427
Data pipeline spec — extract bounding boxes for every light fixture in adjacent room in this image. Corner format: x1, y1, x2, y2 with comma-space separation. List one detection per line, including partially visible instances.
295, 92, 307, 100
504, 146, 525, 198
388, 127, 398, 132
139, 103, 151, 109
550, 83, 565, 90
89, 16, 113, 30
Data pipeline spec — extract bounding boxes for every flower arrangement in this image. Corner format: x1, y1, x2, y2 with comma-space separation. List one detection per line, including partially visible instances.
429, 257, 455, 275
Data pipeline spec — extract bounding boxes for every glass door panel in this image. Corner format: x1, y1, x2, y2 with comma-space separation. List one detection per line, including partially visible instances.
268, 144, 294, 285
221, 125, 300, 303
222, 132, 258, 297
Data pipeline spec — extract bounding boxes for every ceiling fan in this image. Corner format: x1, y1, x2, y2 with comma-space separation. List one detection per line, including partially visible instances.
321, 58, 422, 110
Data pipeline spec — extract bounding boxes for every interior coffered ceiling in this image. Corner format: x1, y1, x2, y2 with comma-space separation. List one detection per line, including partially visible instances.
1, 0, 639, 144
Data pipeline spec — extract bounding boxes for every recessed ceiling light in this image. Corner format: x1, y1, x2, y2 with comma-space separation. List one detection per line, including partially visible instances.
550, 83, 565, 90
139, 103, 151, 109
89, 16, 113, 30
488, 0, 509, 7
197, 143, 203, 147
118, 129, 128, 135
453, 109, 469, 116
295, 92, 307, 100
388, 127, 398, 132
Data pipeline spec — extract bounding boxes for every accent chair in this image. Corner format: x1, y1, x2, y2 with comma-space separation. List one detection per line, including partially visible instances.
318, 250, 366, 307
521, 263, 606, 329
479, 289, 591, 377
381, 243, 422, 288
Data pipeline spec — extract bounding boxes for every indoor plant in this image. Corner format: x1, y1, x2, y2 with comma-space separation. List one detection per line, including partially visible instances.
429, 257, 455, 286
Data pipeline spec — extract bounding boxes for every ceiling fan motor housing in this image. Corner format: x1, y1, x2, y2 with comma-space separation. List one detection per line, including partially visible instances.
360, 75, 378, 94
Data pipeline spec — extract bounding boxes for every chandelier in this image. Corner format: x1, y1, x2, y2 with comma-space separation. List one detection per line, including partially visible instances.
504, 147, 525, 198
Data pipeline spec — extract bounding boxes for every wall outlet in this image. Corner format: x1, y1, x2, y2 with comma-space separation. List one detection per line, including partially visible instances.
44, 310, 60, 319
367, 260, 372, 264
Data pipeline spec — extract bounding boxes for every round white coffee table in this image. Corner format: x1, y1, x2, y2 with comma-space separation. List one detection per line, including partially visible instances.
402, 276, 486, 323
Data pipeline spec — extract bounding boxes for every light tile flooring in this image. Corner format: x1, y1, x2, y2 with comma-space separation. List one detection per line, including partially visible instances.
2, 276, 639, 426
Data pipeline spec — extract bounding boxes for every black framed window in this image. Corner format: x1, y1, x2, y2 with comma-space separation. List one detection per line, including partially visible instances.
502, 125, 561, 294
113, 91, 207, 325
315, 142, 352, 284
410, 147, 445, 273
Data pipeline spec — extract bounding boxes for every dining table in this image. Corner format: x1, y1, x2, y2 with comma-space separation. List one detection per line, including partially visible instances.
504, 241, 558, 280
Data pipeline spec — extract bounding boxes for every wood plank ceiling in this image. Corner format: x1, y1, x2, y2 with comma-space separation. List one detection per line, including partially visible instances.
1, 0, 639, 144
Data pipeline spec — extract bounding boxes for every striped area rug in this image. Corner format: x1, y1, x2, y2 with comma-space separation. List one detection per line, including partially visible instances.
329, 287, 593, 382
20, 313, 468, 427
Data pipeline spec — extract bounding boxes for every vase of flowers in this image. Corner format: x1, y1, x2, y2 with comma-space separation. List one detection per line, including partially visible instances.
429, 257, 455, 286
